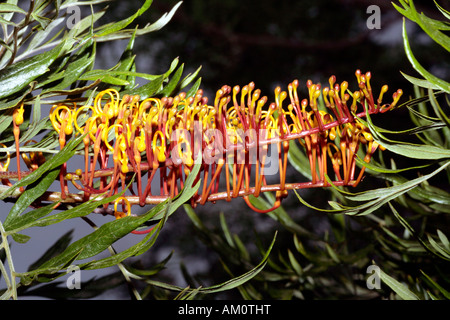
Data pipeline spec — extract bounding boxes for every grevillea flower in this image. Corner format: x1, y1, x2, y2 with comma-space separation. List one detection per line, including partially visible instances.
6, 69, 402, 227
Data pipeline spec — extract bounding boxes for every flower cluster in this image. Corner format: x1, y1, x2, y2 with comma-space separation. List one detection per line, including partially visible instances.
6, 70, 402, 220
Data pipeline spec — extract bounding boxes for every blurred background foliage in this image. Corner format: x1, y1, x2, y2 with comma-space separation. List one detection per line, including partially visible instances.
100, 0, 447, 95
1, 0, 449, 300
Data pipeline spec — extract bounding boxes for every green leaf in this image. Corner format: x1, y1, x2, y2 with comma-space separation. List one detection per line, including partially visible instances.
95, 0, 153, 37
25, 17, 66, 54
157, 64, 184, 97
3, 203, 55, 236
4, 167, 60, 231
0, 40, 69, 99
402, 18, 450, 93
379, 267, 419, 300
393, 1, 450, 31
78, 68, 131, 86
295, 161, 450, 216
325, 243, 340, 263
5, 192, 123, 235
420, 270, 450, 299
146, 231, 277, 295
27, 230, 74, 272
220, 212, 235, 248
287, 249, 303, 276
288, 140, 312, 179
67, 7, 106, 39
427, 234, 450, 260
178, 66, 202, 91
83, 199, 174, 270
437, 229, 450, 250
347, 162, 449, 203
106, 29, 137, 91
434, 0, 450, 20
408, 0, 450, 52
120, 75, 164, 100
355, 155, 432, 174
388, 202, 450, 261
359, 107, 450, 160
0, 3, 26, 14
400, 72, 442, 90
10, 233, 30, 244
41, 41, 95, 92
185, 77, 202, 98
428, 88, 450, 128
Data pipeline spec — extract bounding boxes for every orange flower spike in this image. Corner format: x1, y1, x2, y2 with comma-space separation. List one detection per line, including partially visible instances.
287, 81, 306, 131
306, 80, 314, 104
114, 196, 131, 220
354, 134, 380, 187
358, 74, 374, 112
133, 132, 146, 201
274, 88, 288, 186
322, 86, 331, 108
218, 96, 231, 132
307, 83, 324, 132
200, 157, 225, 205
330, 85, 345, 122
240, 84, 249, 110
391, 89, 403, 108
0, 143, 12, 186
118, 94, 131, 118
249, 88, 261, 129
12, 102, 24, 183
129, 95, 142, 129
232, 85, 240, 109
243, 193, 282, 213
327, 143, 343, 181
339, 81, 353, 120
240, 85, 251, 130
350, 91, 361, 114
340, 142, 350, 184
231, 85, 246, 130
298, 98, 310, 131
153, 130, 167, 163
216, 87, 231, 125
327, 88, 336, 110
323, 83, 337, 120
245, 82, 255, 118
274, 87, 288, 134
279, 140, 289, 190
377, 85, 389, 109
340, 81, 348, 104
214, 87, 225, 111
365, 71, 375, 106
329, 75, 336, 89
117, 148, 129, 174
21, 140, 46, 171
94, 89, 120, 121
255, 95, 267, 124
291, 79, 301, 107
355, 69, 363, 84
198, 106, 208, 127
50, 105, 75, 199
